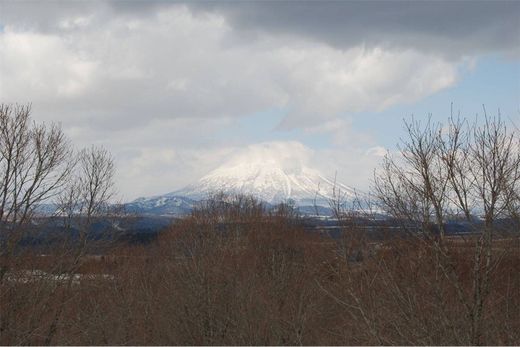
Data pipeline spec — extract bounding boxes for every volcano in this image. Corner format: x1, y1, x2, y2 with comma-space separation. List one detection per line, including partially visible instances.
127, 145, 360, 215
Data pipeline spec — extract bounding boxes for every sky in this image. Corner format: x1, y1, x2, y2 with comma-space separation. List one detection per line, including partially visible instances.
1, 1, 519, 201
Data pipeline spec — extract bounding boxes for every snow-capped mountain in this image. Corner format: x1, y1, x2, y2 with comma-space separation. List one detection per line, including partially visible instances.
174, 159, 358, 206
128, 151, 361, 215
125, 195, 196, 216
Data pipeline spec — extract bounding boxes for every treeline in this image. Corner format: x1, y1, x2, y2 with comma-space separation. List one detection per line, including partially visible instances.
1, 194, 519, 345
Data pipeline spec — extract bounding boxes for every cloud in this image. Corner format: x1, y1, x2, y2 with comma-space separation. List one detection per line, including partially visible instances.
189, 1, 520, 59
275, 45, 459, 129
302, 118, 375, 147
366, 146, 388, 158
116, 146, 236, 200
225, 141, 312, 174
1, 4, 462, 132
0, 32, 97, 100
4, 0, 518, 59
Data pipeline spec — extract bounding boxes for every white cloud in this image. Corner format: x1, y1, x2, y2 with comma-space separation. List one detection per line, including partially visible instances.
225, 141, 313, 174
277, 46, 459, 128
1, 6, 462, 130
0, 31, 97, 101
116, 146, 236, 200
366, 146, 388, 157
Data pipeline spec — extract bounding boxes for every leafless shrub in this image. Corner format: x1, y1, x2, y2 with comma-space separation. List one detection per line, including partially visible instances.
0, 104, 119, 345
372, 113, 520, 345
0, 104, 73, 281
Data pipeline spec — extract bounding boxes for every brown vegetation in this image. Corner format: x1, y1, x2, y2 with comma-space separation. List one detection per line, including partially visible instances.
1, 193, 518, 345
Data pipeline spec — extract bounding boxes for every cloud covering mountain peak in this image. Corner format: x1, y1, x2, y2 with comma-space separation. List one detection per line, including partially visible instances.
172, 141, 358, 205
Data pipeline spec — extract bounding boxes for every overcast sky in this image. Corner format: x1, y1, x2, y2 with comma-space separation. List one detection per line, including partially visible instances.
1, 1, 519, 200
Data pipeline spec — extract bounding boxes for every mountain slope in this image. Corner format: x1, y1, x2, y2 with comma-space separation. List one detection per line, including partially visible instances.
125, 195, 195, 216
174, 160, 358, 206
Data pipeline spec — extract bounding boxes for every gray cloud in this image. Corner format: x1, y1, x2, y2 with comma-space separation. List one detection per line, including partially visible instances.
2, 1, 518, 59
189, 1, 520, 59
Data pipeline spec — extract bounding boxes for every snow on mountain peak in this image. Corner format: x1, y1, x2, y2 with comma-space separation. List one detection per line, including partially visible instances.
173, 142, 358, 205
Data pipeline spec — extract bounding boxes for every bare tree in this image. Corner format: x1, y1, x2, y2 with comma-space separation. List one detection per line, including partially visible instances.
41, 145, 117, 345
0, 104, 72, 281
58, 146, 116, 235
0, 104, 119, 345
374, 113, 520, 345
